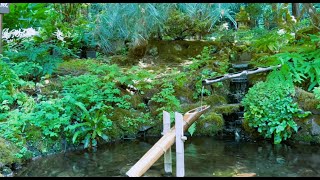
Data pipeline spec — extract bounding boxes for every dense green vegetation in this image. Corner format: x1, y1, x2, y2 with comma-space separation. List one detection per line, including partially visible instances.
1, 3, 320, 175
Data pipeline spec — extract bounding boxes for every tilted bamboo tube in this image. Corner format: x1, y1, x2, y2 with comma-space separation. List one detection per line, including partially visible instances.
126, 105, 210, 177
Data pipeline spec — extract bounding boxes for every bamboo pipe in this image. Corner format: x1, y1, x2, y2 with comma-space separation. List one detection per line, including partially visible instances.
126, 105, 210, 177
202, 64, 281, 85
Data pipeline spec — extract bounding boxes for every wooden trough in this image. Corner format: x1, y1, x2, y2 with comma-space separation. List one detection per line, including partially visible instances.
126, 105, 210, 177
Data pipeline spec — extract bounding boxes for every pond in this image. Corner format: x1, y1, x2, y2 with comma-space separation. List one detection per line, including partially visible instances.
14, 136, 320, 177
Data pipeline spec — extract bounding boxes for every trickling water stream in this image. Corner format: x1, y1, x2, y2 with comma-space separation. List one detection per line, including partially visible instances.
200, 86, 204, 111
14, 137, 320, 177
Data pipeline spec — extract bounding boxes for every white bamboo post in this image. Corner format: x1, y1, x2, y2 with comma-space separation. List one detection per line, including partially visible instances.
163, 111, 172, 175
175, 112, 187, 177
126, 105, 210, 177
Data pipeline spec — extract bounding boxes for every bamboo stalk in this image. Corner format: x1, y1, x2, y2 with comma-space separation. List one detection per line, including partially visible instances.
126, 105, 210, 177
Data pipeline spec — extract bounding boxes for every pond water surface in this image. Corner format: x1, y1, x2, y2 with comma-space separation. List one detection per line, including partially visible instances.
15, 137, 320, 177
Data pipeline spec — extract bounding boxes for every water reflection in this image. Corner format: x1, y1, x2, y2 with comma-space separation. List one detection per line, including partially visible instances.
15, 137, 320, 177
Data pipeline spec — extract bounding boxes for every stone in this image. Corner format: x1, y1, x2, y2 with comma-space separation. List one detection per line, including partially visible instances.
311, 118, 320, 136
12, 163, 22, 170
1, 166, 13, 177
173, 44, 182, 51
178, 96, 191, 104
148, 47, 158, 56
232, 173, 256, 177
239, 52, 251, 62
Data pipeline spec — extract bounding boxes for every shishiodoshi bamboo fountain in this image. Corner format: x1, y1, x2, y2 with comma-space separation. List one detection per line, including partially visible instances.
126, 105, 210, 177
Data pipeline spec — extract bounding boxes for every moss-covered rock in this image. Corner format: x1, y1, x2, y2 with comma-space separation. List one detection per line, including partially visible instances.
294, 87, 320, 115
109, 108, 138, 138
291, 114, 320, 144
0, 138, 21, 166
203, 94, 228, 106
181, 103, 202, 114
128, 94, 145, 111
128, 40, 148, 60
196, 111, 224, 136
175, 86, 195, 104
212, 103, 241, 115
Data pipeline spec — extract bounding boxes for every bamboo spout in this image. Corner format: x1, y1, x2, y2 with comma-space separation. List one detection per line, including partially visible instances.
126, 105, 210, 177
202, 64, 281, 85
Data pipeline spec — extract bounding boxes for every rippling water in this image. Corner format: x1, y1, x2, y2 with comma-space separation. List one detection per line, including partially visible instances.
15, 137, 320, 177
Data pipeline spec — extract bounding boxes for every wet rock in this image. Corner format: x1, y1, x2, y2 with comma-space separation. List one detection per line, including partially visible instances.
1, 166, 13, 177
229, 52, 237, 62
239, 52, 251, 62
12, 163, 22, 170
148, 47, 158, 56
178, 96, 191, 104
311, 118, 320, 136
210, 46, 217, 54
294, 87, 320, 115
173, 44, 182, 51
139, 126, 153, 132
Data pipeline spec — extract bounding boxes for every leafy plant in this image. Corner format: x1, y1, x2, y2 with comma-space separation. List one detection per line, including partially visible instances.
6, 41, 63, 85
273, 32, 320, 91
251, 29, 294, 54
163, 9, 212, 40
242, 70, 310, 144
184, 46, 226, 99
59, 63, 140, 149
3, 3, 51, 30
66, 102, 113, 149
187, 46, 214, 71
151, 82, 181, 114
0, 57, 19, 97
93, 3, 174, 53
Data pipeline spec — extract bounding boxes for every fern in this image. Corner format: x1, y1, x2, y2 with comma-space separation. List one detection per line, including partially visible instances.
274, 38, 320, 91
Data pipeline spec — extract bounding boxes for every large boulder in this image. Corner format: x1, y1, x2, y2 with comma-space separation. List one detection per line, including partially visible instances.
291, 88, 320, 144
294, 87, 320, 115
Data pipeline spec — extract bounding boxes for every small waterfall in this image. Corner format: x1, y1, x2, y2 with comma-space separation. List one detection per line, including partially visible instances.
225, 63, 249, 141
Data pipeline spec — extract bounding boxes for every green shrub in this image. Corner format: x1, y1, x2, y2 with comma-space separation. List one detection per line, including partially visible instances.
163, 9, 211, 40
242, 71, 310, 144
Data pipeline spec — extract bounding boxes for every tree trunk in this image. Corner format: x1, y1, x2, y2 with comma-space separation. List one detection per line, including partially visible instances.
292, 3, 300, 18
303, 3, 320, 30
